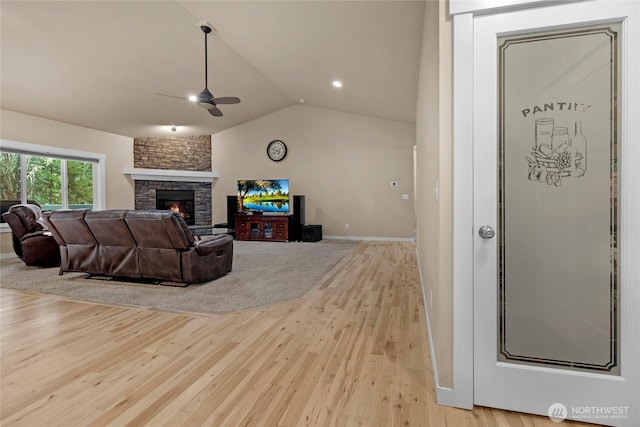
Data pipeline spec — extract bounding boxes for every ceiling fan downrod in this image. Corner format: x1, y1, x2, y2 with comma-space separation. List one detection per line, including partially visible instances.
193, 23, 240, 116
201, 25, 211, 90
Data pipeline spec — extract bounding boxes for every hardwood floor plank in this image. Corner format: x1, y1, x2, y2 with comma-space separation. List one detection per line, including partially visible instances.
1, 242, 588, 426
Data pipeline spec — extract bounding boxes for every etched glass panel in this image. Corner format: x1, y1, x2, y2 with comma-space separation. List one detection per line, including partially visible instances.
498, 24, 621, 374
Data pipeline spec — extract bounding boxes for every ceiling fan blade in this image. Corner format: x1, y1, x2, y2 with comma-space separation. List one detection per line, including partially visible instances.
212, 96, 241, 105
156, 93, 187, 100
208, 106, 223, 117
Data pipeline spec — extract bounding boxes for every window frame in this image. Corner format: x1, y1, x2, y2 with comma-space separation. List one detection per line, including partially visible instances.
0, 139, 106, 231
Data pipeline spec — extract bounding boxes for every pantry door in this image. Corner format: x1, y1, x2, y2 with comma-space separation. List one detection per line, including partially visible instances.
472, 1, 639, 425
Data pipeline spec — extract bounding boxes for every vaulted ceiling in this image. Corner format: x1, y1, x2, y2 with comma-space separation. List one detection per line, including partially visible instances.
1, 1, 425, 138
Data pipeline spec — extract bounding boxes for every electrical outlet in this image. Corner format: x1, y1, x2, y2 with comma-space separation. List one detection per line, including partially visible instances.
345, 223, 349, 229
401, 194, 409, 200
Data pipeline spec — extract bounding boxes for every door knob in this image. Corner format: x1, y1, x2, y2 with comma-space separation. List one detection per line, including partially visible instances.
478, 225, 495, 239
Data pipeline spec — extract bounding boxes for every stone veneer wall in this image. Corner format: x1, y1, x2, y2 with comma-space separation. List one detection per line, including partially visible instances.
134, 135, 211, 171
133, 135, 212, 226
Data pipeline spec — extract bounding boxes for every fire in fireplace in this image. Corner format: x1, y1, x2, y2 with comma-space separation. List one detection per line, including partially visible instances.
156, 190, 195, 225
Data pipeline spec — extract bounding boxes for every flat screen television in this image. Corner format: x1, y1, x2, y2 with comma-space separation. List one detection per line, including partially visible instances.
237, 179, 289, 214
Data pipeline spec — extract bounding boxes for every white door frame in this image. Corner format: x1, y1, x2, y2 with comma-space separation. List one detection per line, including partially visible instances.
451, 0, 639, 411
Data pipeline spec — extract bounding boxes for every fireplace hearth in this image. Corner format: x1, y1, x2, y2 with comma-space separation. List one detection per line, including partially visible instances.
156, 189, 195, 226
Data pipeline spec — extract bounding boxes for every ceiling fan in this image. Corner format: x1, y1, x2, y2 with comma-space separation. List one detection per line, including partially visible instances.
159, 23, 240, 117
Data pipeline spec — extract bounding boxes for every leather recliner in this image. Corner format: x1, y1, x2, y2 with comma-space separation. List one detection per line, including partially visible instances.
42, 209, 233, 284
2, 204, 61, 267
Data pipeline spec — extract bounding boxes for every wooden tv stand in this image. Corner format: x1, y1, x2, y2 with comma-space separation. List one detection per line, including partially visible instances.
235, 214, 291, 242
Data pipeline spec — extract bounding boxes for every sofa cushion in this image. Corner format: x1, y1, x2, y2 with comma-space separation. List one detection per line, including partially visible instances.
85, 210, 135, 246
85, 210, 139, 278
124, 211, 192, 282
43, 209, 99, 273
2, 211, 29, 241
2, 204, 44, 240
125, 210, 194, 249
44, 209, 93, 245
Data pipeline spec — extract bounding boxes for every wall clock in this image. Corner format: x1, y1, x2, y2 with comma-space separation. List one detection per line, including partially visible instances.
267, 140, 287, 162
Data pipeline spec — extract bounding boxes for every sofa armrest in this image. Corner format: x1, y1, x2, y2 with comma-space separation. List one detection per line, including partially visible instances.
182, 234, 233, 283
193, 234, 233, 256
20, 230, 54, 242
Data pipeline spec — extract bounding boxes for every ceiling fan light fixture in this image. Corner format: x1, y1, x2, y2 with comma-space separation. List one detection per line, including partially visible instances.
196, 88, 215, 109
188, 95, 197, 102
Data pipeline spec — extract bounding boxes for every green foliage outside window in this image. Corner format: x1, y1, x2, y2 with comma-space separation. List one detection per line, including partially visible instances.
67, 160, 93, 205
0, 152, 93, 210
0, 153, 20, 200
27, 155, 62, 207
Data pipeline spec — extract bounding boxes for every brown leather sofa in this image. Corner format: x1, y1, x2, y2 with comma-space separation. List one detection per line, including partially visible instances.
42, 209, 233, 284
2, 204, 61, 267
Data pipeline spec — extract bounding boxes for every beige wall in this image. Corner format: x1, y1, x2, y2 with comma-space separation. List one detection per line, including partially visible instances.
0, 229, 12, 255
415, 1, 454, 388
0, 109, 134, 255
212, 104, 416, 239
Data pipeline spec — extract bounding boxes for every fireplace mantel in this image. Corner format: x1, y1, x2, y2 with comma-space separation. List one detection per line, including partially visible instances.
123, 167, 219, 183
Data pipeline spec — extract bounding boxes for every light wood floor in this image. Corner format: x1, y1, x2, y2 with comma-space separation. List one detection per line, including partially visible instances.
1, 241, 584, 426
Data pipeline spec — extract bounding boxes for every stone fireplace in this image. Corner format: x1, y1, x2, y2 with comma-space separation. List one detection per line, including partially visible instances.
134, 180, 211, 225
125, 135, 216, 226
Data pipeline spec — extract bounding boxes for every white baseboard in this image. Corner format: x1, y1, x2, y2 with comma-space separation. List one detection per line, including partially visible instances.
436, 387, 456, 406
323, 235, 416, 242
415, 247, 456, 408
1, 252, 17, 260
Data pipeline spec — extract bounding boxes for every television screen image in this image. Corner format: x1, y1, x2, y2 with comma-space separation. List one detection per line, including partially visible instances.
237, 179, 290, 213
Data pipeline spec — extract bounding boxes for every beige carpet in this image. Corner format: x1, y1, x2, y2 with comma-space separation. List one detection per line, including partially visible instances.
0, 240, 358, 314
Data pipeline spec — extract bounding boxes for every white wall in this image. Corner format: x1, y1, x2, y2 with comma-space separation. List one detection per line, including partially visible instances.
212, 104, 416, 239
415, 1, 454, 389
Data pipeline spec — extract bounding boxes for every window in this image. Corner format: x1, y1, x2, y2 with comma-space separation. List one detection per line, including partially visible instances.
0, 140, 105, 224
0, 152, 20, 202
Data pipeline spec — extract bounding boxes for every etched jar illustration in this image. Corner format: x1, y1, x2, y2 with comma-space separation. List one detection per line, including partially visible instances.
551, 127, 569, 151
535, 118, 554, 150
527, 121, 586, 187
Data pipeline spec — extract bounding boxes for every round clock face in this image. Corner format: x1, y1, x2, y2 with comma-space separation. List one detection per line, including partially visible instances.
267, 140, 287, 162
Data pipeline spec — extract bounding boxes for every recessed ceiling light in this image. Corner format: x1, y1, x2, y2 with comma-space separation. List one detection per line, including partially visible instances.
332, 80, 343, 88
188, 95, 197, 102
